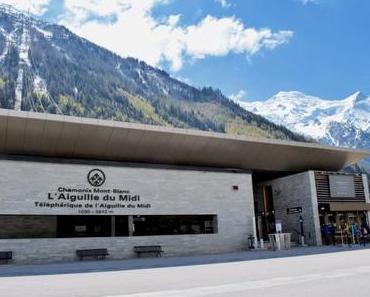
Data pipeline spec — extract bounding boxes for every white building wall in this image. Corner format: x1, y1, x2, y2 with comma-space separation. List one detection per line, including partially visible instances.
0, 159, 255, 263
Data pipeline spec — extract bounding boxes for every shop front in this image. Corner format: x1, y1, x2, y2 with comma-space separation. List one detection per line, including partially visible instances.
316, 172, 370, 245
254, 171, 370, 247
318, 204, 370, 245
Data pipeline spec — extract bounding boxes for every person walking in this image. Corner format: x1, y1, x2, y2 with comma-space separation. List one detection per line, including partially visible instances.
344, 223, 352, 247
360, 224, 368, 246
352, 223, 358, 244
321, 223, 330, 245
330, 223, 336, 246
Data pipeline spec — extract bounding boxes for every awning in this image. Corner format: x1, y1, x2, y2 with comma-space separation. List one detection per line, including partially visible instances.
0, 109, 369, 172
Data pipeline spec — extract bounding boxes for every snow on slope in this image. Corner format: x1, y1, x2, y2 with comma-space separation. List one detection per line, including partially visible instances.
239, 91, 370, 149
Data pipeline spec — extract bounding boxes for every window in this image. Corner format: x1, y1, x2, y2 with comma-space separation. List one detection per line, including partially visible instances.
115, 216, 129, 236
133, 215, 217, 236
0, 215, 57, 239
0, 214, 218, 239
57, 216, 111, 238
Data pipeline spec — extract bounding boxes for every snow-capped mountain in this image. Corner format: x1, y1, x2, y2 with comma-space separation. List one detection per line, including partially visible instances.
239, 91, 370, 171
240, 91, 369, 148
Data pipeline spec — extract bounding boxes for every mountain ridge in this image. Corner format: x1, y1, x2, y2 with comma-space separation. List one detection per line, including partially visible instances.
0, 5, 307, 142
240, 90, 369, 147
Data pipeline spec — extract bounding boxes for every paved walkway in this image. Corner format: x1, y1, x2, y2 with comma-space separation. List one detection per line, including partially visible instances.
0, 245, 369, 277
1, 245, 370, 297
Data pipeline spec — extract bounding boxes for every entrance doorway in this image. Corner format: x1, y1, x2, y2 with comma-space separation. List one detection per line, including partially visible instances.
257, 186, 276, 240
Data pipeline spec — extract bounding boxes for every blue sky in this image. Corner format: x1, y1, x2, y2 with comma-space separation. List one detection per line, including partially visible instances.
4, 0, 370, 101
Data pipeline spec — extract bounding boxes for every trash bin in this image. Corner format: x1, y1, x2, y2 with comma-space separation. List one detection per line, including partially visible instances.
268, 233, 291, 251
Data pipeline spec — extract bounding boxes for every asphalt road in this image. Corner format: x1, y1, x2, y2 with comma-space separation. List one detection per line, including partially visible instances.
1, 248, 370, 297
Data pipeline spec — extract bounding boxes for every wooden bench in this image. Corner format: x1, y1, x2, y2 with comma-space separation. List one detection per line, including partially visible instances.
76, 249, 109, 261
0, 251, 12, 264
134, 245, 163, 257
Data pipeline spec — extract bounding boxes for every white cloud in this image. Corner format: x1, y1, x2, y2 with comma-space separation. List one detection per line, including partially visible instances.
215, 0, 231, 9
229, 89, 247, 102
0, 0, 51, 15
184, 16, 293, 59
60, 0, 293, 71
301, 0, 317, 4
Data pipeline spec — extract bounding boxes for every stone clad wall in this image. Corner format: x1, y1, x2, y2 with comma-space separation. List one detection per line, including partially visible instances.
0, 159, 255, 263
259, 171, 321, 246
0, 234, 242, 264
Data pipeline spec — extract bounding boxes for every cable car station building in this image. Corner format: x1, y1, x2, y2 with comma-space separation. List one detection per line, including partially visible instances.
0, 109, 369, 263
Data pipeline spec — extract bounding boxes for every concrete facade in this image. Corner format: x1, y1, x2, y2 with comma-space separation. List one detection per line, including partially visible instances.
363, 174, 370, 223
363, 174, 370, 203
0, 159, 255, 263
258, 171, 322, 246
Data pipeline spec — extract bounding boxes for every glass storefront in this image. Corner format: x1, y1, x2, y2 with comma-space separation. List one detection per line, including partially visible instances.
319, 207, 368, 245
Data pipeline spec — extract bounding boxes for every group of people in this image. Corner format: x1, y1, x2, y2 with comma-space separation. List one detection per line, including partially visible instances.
321, 221, 369, 246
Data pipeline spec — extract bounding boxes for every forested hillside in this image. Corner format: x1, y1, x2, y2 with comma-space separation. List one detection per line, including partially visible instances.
0, 5, 308, 141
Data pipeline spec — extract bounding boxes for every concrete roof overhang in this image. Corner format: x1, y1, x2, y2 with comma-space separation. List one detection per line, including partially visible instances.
0, 109, 368, 172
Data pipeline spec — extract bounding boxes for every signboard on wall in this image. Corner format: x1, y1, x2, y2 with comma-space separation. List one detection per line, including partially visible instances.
329, 175, 355, 198
287, 207, 302, 214
38, 167, 148, 215
0, 159, 248, 216
0, 161, 154, 216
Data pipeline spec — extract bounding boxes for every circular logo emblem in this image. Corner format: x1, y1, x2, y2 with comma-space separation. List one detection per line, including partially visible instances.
87, 169, 106, 187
